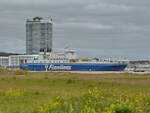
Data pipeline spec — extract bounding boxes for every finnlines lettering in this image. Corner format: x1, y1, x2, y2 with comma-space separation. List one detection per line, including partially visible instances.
48, 65, 71, 70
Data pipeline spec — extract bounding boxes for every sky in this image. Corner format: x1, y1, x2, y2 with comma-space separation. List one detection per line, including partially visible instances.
0, 0, 150, 60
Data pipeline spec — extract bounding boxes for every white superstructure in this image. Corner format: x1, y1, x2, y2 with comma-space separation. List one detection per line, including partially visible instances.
65, 49, 76, 59
28, 52, 70, 63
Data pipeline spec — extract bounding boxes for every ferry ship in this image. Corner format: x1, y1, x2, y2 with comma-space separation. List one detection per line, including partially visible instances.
20, 50, 127, 71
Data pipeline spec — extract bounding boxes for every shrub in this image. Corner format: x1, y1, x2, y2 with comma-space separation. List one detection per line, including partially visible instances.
87, 82, 95, 88
12, 76, 17, 80
1, 77, 5, 80
34, 91, 40, 95
44, 75, 49, 79
15, 69, 27, 75
0, 67, 7, 73
114, 106, 133, 113
66, 78, 76, 84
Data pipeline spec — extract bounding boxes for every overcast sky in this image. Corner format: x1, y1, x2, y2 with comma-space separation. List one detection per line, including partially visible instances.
0, 0, 150, 60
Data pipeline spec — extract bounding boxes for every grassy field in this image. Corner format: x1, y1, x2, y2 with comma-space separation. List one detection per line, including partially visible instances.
0, 70, 150, 113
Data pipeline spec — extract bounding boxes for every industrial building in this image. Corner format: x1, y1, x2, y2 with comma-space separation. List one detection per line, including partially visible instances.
0, 55, 39, 70
8, 55, 39, 66
0, 57, 9, 67
26, 17, 53, 54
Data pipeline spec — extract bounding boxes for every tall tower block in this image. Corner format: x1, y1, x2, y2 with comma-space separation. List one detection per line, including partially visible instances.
26, 17, 53, 54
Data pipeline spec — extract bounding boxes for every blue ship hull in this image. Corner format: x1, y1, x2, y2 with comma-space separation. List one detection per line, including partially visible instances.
20, 63, 127, 71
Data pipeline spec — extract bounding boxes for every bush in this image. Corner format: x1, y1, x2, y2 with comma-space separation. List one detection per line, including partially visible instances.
34, 91, 40, 95
15, 69, 27, 75
66, 78, 76, 84
0, 67, 7, 73
1, 77, 5, 80
114, 106, 133, 113
44, 75, 49, 79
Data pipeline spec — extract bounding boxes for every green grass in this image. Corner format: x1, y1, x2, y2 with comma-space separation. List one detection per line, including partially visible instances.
0, 71, 149, 112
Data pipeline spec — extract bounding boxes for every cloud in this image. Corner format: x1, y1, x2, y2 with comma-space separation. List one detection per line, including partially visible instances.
85, 3, 132, 12
0, 0, 150, 59
1, 0, 84, 6
56, 22, 113, 30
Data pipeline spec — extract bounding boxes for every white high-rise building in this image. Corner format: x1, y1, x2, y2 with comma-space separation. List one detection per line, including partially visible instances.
26, 17, 53, 54
0, 57, 9, 67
